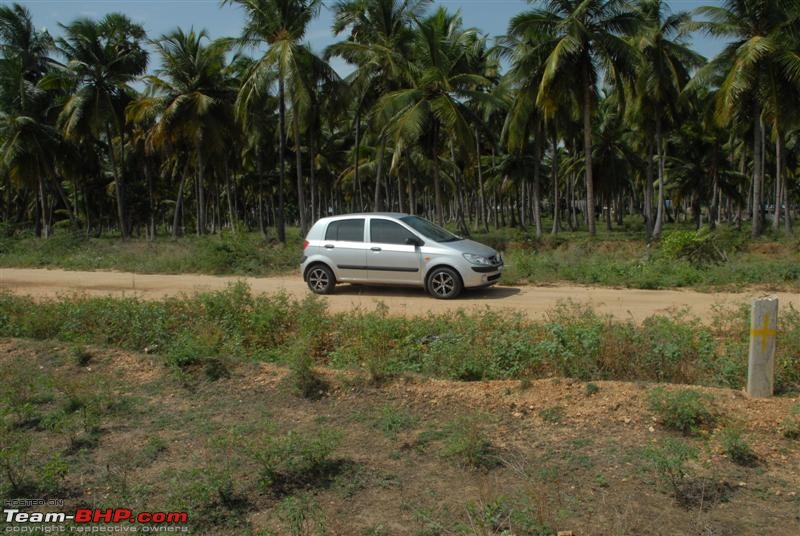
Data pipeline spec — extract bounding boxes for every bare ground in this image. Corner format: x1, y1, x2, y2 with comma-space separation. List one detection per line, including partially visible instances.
2, 267, 799, 320
2, 338, 798, 535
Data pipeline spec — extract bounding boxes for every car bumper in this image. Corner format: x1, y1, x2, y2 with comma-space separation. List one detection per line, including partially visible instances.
462, 264, 502, 288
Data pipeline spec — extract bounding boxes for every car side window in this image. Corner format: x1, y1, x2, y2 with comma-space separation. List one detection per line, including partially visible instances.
370, 219, 416, 245
325, 219, 364, 242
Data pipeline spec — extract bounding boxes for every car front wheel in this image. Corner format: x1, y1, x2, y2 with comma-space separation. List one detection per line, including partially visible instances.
426, 267, 463, 299
306, 264, 336, 294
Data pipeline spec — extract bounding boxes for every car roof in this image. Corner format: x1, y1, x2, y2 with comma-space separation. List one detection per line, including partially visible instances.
321, 212, 409, 220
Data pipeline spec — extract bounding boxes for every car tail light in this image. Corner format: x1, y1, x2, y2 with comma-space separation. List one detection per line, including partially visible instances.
303, 239, 309, 250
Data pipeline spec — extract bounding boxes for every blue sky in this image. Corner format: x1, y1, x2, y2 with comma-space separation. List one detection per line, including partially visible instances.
18, 0, 725, 75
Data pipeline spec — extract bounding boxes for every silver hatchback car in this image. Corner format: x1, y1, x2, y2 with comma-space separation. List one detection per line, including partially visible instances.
300, 213, 503, 299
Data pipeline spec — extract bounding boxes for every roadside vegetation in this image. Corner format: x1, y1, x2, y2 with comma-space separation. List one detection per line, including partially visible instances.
1, 283, 798, 393
2, 223, 799, 290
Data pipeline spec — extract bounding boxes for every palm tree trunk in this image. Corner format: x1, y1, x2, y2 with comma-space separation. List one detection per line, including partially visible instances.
106, 122, 128, 240
551, 130, 560, 235
353, 106, 362, 211
582, 63, 596, 236
257, 157, 266, 239
449, 140, 469, 236
374, 136, 386, 211
196, 148, 206, 236
653, 117, 666, 238
276, 76, 287, 243
433, 126, 443, 224
146, 161, 155, 240
644, 139, 654, 239
38, 175, 49, 238
172, 160, 190, 239
532, 138, 542, 238
309, 133, 317, 221
292, 114, 306, 234
407, 165, 414, 215
225, 165, 236, 232
783, 164, 793, 233
752, 104, 764, 238
475, 128, 487, 232
773, 129, 783, 231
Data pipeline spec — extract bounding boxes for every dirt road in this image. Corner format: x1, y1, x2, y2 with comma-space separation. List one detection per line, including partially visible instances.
1, 267, 796, 320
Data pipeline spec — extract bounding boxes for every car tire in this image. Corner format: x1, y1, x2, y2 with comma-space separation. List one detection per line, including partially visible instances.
426, 267, 463, 299
306, 264, 336, 295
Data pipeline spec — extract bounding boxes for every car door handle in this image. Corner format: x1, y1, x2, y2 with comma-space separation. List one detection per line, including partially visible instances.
371, 247, 382, 252
324, 244, 335, 249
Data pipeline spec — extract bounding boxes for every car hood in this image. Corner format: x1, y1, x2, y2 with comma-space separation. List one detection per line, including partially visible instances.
444, 238, 497, 258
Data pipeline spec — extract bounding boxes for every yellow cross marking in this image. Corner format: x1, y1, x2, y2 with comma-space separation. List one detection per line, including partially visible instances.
751, 313, 777, 353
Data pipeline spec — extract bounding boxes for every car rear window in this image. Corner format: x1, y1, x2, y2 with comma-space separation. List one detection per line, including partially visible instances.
325, 219, 365, 242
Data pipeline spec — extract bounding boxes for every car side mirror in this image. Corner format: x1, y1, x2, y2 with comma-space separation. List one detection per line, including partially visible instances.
405, 237, 423, 247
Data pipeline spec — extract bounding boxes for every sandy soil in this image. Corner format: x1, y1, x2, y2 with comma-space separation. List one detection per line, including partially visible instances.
1, 266, 798, 320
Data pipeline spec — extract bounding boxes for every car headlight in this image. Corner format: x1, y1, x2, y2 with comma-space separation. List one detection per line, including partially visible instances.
463, 253, 492, 266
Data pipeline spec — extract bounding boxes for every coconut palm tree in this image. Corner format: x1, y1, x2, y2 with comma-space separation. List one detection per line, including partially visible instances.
53, 14, 148, 240
630, 0, 703, 238
375, 8, 492, 226
689, 0, 800, 237
512, 0, 641, 235
224, 0, 322, 241
328, 0, 429, 211
134, 28, 236, 237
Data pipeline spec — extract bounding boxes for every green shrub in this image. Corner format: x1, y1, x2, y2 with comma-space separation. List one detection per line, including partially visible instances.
585, 382, 599, 396
0, 426, 33, 495
252, 428, 342, 492
719, 427, 758, 466
289, 352, 326, 399
40, 454, 69, 494
441, 416, 497, 470
166, 467, 248, 531
647, 387, 716, 435
661, 230, 727, 266
642, 437, 698, 500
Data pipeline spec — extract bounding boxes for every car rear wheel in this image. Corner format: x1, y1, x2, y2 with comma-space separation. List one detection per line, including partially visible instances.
306, 264, 336, 294
426, 267, 463, 299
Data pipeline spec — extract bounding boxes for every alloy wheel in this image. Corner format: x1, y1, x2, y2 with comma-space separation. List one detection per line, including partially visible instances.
308, 268, 329, 292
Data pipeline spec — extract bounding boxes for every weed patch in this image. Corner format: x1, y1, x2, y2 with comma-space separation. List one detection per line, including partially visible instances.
251, 428, 343, 494
647, 387, 716, 435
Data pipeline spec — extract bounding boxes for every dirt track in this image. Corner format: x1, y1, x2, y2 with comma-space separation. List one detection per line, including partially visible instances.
2, 267, 798, 320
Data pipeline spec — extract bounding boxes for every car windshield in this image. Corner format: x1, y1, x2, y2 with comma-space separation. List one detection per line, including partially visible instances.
399, 216, 460, 243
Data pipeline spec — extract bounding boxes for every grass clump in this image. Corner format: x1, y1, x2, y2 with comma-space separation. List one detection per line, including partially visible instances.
647, 387, 716, 435
71, 346, 92, 366
252, 428, 343, 493
373, 405, 416, 439
781, 404, 800, 439
642, 438, 733, 509
538, 406, 565, 424
719, 427, 758, 466
585, 382, 600, 396
441, 416, 497, 470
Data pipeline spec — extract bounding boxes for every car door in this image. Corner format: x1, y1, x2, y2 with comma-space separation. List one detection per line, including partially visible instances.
323, 218, 368, 282
366, 218, 423, 284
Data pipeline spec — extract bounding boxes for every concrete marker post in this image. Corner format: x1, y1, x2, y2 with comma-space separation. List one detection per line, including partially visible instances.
747, 296, 778, 398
